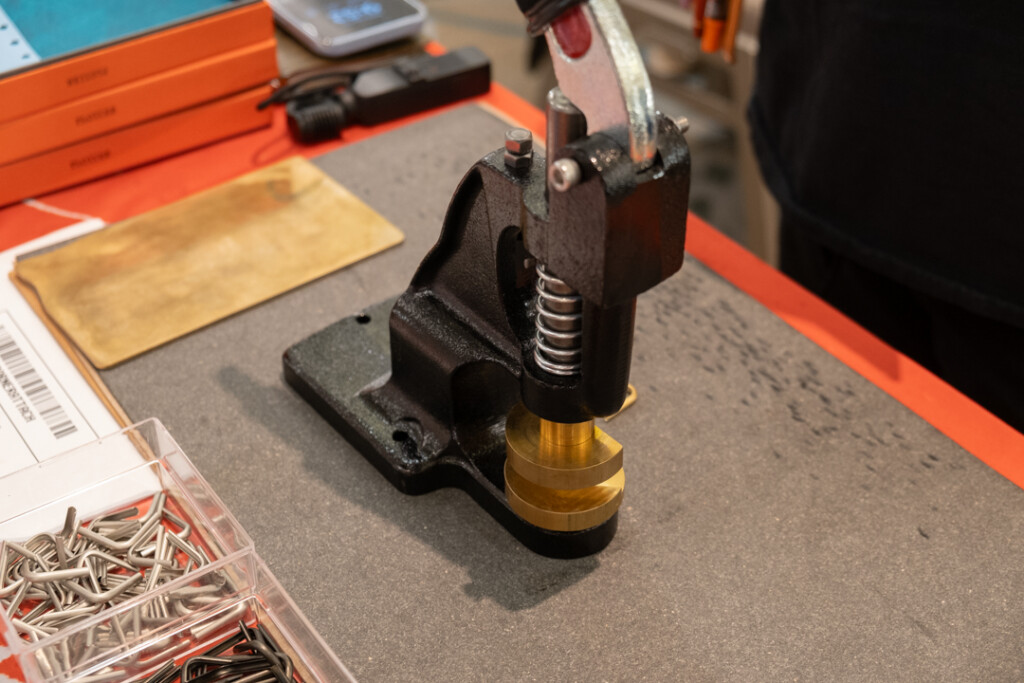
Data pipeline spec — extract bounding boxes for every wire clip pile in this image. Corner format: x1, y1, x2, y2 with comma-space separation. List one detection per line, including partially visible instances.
1, 493, 233, 678
144, 620, 298, 683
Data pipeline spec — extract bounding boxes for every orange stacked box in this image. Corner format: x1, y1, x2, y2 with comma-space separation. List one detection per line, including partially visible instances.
0, 1, 278, 206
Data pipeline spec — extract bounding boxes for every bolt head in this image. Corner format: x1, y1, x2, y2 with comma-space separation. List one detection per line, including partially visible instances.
505, 128, 533, 155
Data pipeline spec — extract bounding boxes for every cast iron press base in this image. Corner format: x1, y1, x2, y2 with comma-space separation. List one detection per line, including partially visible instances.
282, 112, 687, 560
282, 297, 618, 559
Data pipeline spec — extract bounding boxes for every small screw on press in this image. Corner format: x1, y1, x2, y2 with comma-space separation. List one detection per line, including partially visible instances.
549, 158, 581, 192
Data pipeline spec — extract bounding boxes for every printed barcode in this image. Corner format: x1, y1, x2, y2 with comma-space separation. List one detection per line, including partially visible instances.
0, 325, 77, 439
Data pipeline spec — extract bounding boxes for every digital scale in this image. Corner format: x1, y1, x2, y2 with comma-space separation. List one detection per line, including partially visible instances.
270, 0, 427, 58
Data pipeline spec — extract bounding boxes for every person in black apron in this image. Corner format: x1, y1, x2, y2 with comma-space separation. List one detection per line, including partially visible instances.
748, 0, 1024, 431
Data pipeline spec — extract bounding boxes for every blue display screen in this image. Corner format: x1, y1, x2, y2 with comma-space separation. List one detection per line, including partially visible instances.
329, 1, 382, 25
306, 0, 417, 34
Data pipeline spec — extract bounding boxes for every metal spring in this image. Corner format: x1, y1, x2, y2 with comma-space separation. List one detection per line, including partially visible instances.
533, 264, 583, 376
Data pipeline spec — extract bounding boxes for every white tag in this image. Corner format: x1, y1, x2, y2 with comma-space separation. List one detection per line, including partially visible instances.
0, 219, 120, 487
0, 310, 93, 462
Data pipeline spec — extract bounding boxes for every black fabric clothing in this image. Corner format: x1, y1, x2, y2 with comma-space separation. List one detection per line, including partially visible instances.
780, 218, 1024, 432
749, 0, 1024, 328
750, 0, 1024, 431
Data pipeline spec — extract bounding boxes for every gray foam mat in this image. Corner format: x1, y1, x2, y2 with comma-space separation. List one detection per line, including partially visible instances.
101, 104, 1024, 682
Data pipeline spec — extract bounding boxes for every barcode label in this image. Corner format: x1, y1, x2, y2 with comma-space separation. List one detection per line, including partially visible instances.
0, 310, 93, 464
0, 324, 77, 439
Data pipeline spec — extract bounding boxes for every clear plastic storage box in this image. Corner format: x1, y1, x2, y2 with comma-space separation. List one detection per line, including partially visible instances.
0, 419, 354, 682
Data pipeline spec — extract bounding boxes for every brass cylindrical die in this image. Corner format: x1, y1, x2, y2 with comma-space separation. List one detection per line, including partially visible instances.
504, 404, 625, 532
504, 464, 624, 533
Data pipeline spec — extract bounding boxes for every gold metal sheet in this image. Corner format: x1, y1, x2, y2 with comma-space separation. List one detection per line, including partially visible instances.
15, 157, 404, 368
10, 272, 130, 427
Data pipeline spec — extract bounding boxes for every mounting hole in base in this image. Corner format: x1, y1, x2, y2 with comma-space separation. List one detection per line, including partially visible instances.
392, 429, 420, 460
356, 313, 371, 324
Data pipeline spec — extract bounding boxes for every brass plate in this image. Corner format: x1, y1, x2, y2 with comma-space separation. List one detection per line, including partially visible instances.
505, 403, 623, 490
505, 462, 624, 532
15, 157, 404, 368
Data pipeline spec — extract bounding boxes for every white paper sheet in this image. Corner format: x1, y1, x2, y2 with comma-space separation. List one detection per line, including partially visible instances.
0, 219, 139, 519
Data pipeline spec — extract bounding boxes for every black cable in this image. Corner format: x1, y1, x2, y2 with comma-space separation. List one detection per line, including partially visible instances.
256, 72, 355, 110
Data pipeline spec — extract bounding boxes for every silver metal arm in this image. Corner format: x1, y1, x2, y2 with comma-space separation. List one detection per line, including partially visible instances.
543, 0, 658, 169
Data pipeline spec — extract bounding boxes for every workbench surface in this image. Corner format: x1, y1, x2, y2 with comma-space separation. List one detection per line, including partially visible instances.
101, 105, 1024, 682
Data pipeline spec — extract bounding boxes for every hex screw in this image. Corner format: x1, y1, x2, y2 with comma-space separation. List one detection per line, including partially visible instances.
549, 158, 582, 192
504, 128, 533, 171
505, 128, 533, 155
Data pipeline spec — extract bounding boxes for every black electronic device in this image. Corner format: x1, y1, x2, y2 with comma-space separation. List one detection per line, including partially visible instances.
274, 47, 491, 144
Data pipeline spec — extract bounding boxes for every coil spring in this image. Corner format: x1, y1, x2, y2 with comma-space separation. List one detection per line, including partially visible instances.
533, 264, 583, 376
